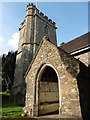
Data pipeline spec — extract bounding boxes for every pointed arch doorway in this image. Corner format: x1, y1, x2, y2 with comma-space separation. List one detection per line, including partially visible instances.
35, 64, 60, 116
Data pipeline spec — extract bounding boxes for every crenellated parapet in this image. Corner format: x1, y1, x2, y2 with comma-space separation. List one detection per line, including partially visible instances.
26, 3, 56, 28
38, 11, 56, 27
19, 3, 56, 31
26, 3, 36, 8
19, 19, 25, 31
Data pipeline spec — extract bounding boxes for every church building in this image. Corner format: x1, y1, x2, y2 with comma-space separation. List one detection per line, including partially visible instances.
13, 3, 90, 118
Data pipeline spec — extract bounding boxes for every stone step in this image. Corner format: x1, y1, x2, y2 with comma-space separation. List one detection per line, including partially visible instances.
4, 116, 82, 120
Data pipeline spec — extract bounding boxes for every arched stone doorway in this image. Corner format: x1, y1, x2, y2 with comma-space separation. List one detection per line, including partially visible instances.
36, 65, 60, 116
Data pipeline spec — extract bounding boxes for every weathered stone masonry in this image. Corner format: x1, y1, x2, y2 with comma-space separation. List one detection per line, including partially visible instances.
13, 3, 57, 104
13, 3, 90, 118
23, 37, 81, 117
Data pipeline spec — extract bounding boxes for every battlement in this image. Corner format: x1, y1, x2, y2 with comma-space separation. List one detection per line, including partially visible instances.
20, 19, 25, 25
26, 3, 56, 27
19, 3, 56, 30
19, 19, 25, 30
38, 10, 56, 27
27, 3, 36, 8
26, 3, 36, 11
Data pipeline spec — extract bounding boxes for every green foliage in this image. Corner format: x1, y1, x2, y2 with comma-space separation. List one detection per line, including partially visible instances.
0, 91, 11, 96
60, 42, 65, 46
0, 100, 23, 119
2, 51, 17, 91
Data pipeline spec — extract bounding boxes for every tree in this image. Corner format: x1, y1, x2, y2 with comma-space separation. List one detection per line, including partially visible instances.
60, 42, 65, 46
2, 51, 17, 92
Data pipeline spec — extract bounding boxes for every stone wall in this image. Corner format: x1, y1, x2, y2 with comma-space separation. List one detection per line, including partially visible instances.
75, 51, 90, 67
24, 38, 81, 117
35, 14, 57, 46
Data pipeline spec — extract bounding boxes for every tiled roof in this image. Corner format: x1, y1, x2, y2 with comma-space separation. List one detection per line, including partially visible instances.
60, 32, 90, 53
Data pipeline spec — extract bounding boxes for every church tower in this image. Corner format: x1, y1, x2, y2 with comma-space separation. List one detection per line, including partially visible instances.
13, 3, 57, 104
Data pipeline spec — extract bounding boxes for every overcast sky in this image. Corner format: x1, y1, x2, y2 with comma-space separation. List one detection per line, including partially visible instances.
0, 2, 88, 55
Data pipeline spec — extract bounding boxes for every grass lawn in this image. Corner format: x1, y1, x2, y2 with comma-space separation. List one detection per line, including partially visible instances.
0, 92, 23, 119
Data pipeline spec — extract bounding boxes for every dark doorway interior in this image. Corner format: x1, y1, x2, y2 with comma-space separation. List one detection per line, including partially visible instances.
77, 62, 90, 119
38, 66, 59, 115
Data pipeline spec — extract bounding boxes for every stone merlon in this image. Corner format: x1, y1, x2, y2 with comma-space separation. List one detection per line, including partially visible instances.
25, 3, 56, 27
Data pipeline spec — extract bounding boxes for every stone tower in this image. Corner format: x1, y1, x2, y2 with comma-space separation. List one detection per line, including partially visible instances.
13, 3, 57, 104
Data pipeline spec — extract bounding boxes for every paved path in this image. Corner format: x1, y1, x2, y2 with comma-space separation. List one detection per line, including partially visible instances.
4, 115, 82, 120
